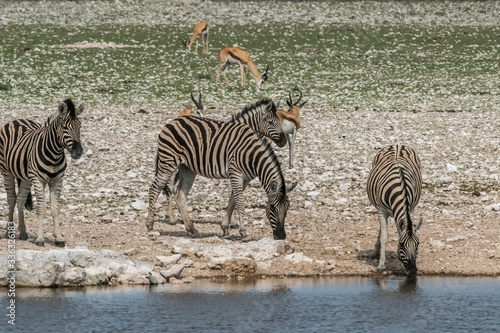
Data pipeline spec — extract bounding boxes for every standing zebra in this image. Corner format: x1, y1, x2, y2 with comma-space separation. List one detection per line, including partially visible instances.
147, 116, 296, 239
0, 99, 84, 247
367, 144, 423, 276
165, 98, 287, 224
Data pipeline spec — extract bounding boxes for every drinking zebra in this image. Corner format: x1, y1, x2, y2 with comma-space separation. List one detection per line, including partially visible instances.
367, 144, 423, 276
0, 99, 84, 247
147, 116, 296, 239
165, 98, 287, 224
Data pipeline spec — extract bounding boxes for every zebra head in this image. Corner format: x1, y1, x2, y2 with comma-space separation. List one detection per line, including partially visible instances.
266, 180, 297, 240
259, 100, 287, 148
397, 217, 423, 277
57, 99, 84, 159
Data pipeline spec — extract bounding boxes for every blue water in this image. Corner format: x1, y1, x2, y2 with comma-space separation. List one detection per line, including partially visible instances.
1, 277, 500, 332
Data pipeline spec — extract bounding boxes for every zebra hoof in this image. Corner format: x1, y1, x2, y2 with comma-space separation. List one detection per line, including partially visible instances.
55, 241, 66, 248
19, 233, 29, 241
35, 241, 45, 247
376, 267, 386, 272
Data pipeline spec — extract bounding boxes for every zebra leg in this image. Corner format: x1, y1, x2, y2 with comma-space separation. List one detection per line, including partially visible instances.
30, 179, 47, 246
2, 173, 17, 225
49, 181, 65, 247
147, 175, 170, 232
226, 175, 247, 238
166, 170, 178, 223
173, 165, 198, 236
16, 180, 32, 241
376, 211, 389, 271
222, 180, 249, 236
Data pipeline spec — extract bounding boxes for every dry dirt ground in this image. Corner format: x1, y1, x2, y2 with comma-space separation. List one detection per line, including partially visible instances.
1, 102, 499, 279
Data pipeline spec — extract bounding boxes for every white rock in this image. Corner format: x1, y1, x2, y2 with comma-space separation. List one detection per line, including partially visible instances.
446, 235, 467, 242
300, 180, 316, 191
160, 264, 184, 279
132, 200, 147, 210
156, 254, 182, 266
485, 203, 500, 212
335, 198, 348, 205
446, 163, 458, 172
284, 252, 314, 264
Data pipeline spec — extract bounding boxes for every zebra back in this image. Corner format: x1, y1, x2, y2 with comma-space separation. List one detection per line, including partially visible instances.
367, 144, 422, 226
231, 98, 287, 147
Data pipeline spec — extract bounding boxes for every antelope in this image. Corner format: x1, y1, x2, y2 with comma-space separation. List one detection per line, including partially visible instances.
276, 90, 307, 168
181, 21, 209, 54
215, 46, 269, 90
177, 92, 205, 118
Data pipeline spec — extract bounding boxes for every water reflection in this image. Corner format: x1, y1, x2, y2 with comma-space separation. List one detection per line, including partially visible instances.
373, 276, 419, 294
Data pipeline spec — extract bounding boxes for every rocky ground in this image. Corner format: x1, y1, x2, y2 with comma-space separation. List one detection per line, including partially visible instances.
1, 101, 499, 286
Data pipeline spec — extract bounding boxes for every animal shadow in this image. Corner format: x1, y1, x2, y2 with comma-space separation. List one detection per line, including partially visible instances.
357, 249, 403, 273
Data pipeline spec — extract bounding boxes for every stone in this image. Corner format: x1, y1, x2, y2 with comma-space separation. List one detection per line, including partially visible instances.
446, 163, 458, 172
160, 264, 185, 279
485, 203, 500, 212
132, 200, 147, 211
156, 254, 182, 266
284, 252, 314, 264
446, 235, 467, 242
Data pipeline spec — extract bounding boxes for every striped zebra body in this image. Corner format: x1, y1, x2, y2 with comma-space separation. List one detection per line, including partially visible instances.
147, 116, 295, 239
367, 144, 423, 276
0, 100, 84, 247
165, 98, 287, 225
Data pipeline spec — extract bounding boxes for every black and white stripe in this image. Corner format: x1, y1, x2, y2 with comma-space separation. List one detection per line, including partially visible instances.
147, 116, 295, 239
165, 98, 287, 225
367, 144, 423, 276
0, 99, 84, 247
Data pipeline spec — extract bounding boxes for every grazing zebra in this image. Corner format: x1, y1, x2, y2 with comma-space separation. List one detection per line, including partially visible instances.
165, 98, 287, 223
147, 116, 296, 239
0, 99, 84, 247
367, 144, 423, 276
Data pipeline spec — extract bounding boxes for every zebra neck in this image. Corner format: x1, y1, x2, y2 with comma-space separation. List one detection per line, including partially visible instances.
42, 120, 65, 158
231, 99, 272, 131
255, 135, 285, 198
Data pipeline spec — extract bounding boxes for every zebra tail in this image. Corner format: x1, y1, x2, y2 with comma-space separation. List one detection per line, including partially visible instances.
155, 150, 170, 197
16, 178, 33, 211
397, 165, 412, 232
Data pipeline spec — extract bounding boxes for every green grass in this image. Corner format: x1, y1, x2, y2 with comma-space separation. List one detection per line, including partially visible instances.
0, 1, 498, 112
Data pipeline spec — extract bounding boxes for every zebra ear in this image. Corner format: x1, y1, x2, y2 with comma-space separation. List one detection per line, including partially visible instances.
414, 217, 423, 231
286, 181, 298, 193
261, 103, 271, 116
76, 103, 85, 116
58, 102, 68, 115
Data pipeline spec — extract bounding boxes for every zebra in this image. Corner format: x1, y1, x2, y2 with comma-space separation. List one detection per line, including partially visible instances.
165, 98, 287, 224
147, 116, 296, 240
0, 99, 84, 247
367, 144, 423, 276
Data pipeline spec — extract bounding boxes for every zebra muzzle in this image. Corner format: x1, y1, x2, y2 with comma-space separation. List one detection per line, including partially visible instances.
70, 141, 83, 159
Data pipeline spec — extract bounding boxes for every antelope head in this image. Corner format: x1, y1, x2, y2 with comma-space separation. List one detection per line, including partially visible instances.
257, 65, 269, 90
286, 89, 308, 112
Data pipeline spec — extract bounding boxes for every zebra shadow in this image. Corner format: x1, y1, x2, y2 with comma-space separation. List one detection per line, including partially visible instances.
356, 249, 405, 274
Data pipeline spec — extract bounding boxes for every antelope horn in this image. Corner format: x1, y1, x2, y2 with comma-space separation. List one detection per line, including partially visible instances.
295, 89, 303, 106
182, 104, 194, 111
299, 99, 308, 108
198, 92, 203, 110
179, 38, 187, 47
287, 91, 293, 107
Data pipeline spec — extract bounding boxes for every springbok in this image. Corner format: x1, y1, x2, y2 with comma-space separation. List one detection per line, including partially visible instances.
276, 90, 307, 168
215, 46, 269, 90
181, 21, 209, 54
177, 92, 205, 118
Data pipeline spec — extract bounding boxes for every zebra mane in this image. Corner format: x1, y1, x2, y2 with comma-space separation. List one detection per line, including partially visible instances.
44, 99, 77, 126
231, 98, 276, 123
64, 99, 77, 119
256, 132, 286, 195
397, 164, 413, 234
45, 114, 58, 127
